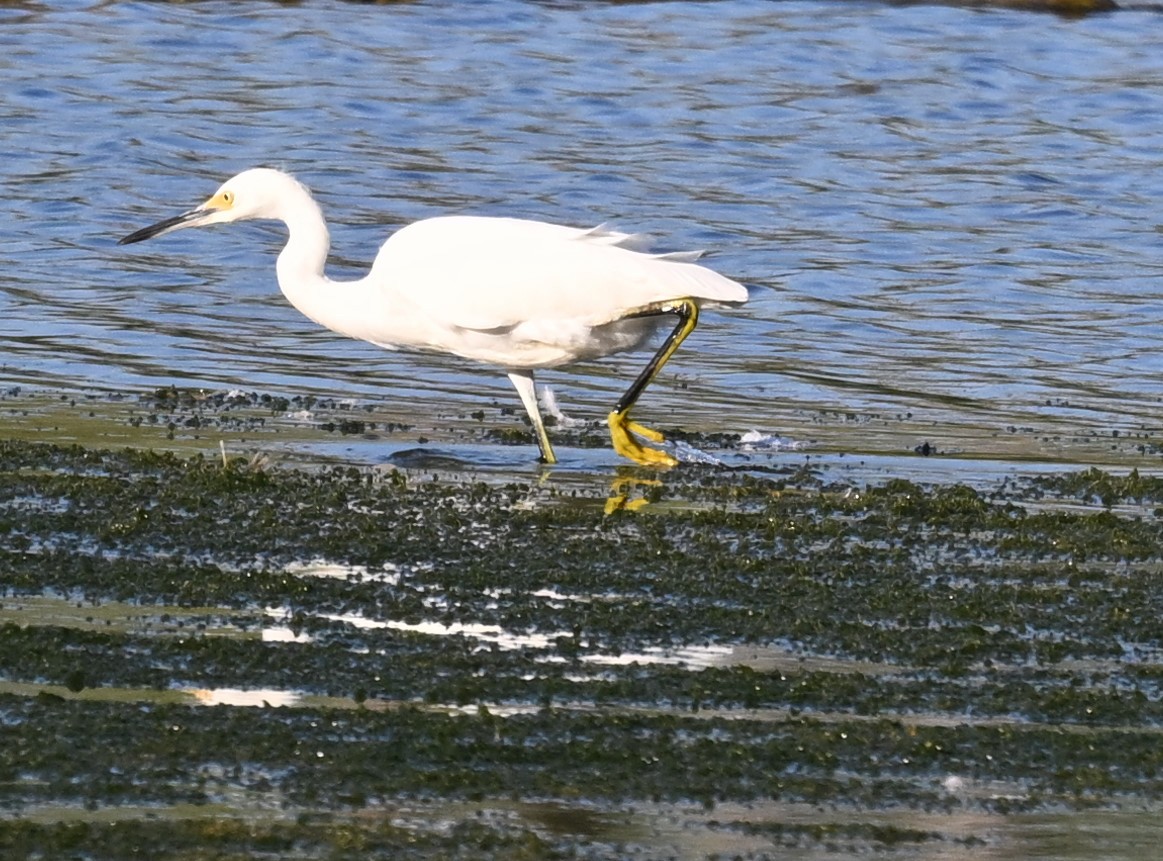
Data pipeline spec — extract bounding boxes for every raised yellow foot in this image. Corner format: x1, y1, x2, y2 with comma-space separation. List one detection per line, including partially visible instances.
607, 410, 678, 468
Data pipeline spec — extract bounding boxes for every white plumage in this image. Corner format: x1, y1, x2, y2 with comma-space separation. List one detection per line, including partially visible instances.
120, 168, 748, 466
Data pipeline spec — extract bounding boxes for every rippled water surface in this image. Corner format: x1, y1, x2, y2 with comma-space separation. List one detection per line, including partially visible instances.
4, 0, 1163, 464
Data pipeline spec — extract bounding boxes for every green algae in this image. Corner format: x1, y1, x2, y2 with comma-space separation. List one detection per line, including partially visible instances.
0, 816, 571, 861
1, 436, 1163, 858
6, 694, 1162, 810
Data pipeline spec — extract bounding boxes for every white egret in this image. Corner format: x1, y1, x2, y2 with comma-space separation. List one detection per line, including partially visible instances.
119, 168, 748, 466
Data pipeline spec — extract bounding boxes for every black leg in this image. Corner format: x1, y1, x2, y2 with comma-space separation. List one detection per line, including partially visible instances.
607, 298, 700, 467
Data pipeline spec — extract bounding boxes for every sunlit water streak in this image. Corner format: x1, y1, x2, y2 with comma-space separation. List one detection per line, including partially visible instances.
2, 1, 1163, 463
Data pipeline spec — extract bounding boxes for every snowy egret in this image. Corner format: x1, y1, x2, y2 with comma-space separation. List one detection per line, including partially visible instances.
119, 168, 748, 466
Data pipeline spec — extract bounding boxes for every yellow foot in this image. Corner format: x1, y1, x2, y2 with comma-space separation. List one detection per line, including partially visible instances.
607, 411, 678, 468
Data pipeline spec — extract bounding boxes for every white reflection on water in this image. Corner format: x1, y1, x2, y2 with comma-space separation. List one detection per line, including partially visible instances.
268, 559, 904, 671
321, 612, 561, 652
188, 687, 301, 708
282, 559, 403, 585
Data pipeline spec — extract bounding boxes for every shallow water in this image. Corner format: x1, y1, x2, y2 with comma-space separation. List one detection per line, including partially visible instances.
3, 0, 1163, 467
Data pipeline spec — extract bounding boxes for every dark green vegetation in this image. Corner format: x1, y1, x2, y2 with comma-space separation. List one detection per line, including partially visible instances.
1, 440, 1162, 859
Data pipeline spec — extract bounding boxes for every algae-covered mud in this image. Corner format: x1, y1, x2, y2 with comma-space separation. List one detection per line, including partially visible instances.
1, 391, 1163, 859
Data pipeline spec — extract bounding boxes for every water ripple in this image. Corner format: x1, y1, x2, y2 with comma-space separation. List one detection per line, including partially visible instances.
2, 1, 1162, 457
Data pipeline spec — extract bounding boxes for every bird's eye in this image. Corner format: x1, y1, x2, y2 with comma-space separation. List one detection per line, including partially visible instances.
221, 191, 235, 206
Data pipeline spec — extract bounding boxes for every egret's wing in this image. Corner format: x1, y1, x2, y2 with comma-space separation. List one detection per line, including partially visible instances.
371, 216, 745, 333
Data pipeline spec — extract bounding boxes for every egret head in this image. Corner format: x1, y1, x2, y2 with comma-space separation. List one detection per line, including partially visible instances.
118, 168, 307, 245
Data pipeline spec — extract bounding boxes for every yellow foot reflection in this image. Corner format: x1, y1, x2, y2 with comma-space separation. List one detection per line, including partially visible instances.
607, 410, 678, 468
604, 475, 663, 515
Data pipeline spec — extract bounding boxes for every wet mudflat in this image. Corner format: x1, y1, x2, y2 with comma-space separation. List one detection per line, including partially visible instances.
1, 392, 1162, 859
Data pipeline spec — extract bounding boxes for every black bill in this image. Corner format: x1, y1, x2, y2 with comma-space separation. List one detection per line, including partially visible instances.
118, 207, 208, 245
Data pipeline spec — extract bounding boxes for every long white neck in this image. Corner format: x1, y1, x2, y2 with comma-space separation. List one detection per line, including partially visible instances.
274, 188, 331, 302
271, 186, 378, 340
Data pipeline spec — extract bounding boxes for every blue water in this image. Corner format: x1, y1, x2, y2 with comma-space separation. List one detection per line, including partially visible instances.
3, 0, 1163, 462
